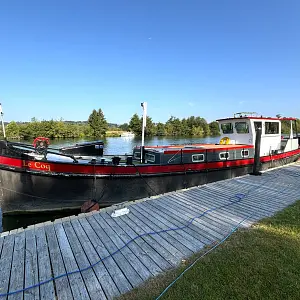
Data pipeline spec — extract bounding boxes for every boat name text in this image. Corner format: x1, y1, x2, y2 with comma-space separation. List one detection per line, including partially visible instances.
23, 161, 51, 171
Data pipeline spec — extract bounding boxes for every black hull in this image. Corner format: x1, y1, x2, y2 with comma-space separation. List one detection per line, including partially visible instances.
0, 154, 299, 215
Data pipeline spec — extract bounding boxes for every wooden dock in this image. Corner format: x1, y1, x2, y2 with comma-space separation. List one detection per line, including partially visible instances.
0, 162, 300, 299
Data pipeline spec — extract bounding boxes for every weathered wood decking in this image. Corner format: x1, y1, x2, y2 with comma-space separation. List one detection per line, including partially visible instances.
0, 162, 300, 299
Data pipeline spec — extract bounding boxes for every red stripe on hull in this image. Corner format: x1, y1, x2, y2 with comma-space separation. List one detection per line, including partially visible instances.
0, 148, 299, 176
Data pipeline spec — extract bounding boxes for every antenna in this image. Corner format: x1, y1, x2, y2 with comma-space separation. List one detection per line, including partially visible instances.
0, 103, 6, 139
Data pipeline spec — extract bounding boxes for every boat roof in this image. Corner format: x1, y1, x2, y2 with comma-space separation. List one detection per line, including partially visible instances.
216, 116, 297, 122
140, 143, 254, 154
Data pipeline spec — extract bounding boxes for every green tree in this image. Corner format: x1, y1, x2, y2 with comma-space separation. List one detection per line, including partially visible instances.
209, 121, 220, 136
6, 121, 20, 138
156, 122, 165, 136
145, 116, 155, 136
129, 113, 142, 135
119, 123, 129, 131
88, 109, 108, 137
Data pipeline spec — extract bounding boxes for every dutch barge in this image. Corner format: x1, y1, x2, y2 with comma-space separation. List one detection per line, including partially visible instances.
0, 114, 299, 215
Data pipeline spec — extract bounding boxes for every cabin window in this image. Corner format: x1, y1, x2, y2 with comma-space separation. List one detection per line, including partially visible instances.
192, 154, 205, 162
219, 152, 230, 160
221, 123, 233, 134
265, 122, 279, 134
235, 122, 249, 133
241, 149, 249, 157
145, 153, 155, 163
133, 151, 140, 159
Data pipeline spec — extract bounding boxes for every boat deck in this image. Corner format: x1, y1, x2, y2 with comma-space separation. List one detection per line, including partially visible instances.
0, 162, 300, 299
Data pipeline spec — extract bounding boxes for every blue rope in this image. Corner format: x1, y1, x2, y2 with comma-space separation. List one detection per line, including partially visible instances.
155, 212, 253, 300
0, 192, 248, 297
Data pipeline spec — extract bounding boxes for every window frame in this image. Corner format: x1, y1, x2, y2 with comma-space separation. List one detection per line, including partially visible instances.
192, 153, 205, 162
145, 153, 155, 163
235, 122, 249, 134
265, 122, 279, 135
221, 123, 234, 134
241, 149, 249, 158
219, 151, 230, 160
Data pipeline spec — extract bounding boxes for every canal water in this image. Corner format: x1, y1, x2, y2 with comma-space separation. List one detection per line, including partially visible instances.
3, 136, 219, 231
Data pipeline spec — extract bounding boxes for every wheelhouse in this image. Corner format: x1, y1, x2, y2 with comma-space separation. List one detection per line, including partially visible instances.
217, 113, 299, 156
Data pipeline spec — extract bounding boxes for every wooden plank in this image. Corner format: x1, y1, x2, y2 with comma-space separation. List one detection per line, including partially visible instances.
187, 188, 264, 220
69, 218, 119, 299
86, 214, 144, 288
24, 228, 39, 300
102, 212, 163, 277
160, 195, 233, 239
139, 199, 211, 245
132, 203, 201, 253
44, 224, 73, 300
191, 187, 281, 216
109, 214, 171, 272
78, 217, 132, 295
8, 230, 25, 300
164, 194, 237, 232
148, 199, 223, 242
124, 213, 179, 266
53, 222, 90, 300
62, 220, 107, 300
185, 189, 252, 219
119, 215, 175, 268
34, 225, 56, 300
172, 191, 243, 224
140, 201, 213, 245
94, 213, 152, 281
127, 208, 188, 258
0, 234, 15, 298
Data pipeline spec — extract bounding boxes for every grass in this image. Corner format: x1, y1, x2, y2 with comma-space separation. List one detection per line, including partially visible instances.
118, 201, 300, 300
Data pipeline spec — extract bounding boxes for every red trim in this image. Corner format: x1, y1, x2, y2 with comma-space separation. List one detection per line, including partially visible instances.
260, 149, 300, 163
217, 117, 296, 122
0, 148, 299, 176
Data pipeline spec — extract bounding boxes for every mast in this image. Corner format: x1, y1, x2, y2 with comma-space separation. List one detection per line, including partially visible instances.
0, 103, 6, 140
140, 102, 147, 163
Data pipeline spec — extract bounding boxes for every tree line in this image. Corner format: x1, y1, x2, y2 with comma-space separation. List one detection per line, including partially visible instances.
125, 114, 220, 137
0, 107, 233, 139
2, 108, 299, 140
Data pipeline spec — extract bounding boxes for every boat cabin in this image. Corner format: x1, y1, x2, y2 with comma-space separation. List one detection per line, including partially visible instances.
217, 113, 299, 156
132, 143, 254, 165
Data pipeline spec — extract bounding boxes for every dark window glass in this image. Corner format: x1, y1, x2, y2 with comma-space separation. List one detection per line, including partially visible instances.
221, 123, 233, 134
265, 122, 279, 134
235, 122, 249, 133
192, 154, 204, 162
241, 150, 249, 157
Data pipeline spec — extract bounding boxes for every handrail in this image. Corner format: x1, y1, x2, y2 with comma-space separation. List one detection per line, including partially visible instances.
7, 141, 79, 163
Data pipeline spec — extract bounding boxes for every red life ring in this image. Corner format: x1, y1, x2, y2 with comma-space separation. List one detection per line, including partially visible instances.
33, 137, 50, 148
33, 137, 50, 154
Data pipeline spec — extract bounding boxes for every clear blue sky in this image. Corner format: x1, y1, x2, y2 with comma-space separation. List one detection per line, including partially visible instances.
1, 0, 300, 124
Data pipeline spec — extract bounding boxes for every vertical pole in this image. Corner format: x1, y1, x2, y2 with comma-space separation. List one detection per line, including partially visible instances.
252, 126, 262, 175
0, 103, 6, 140
141, 102, 147, 163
